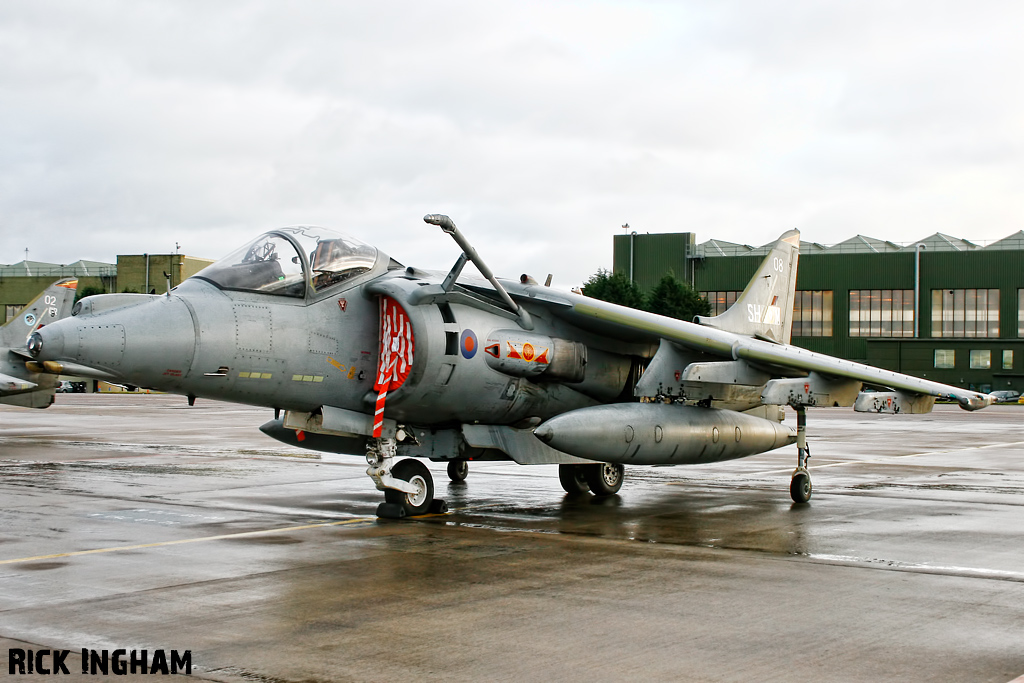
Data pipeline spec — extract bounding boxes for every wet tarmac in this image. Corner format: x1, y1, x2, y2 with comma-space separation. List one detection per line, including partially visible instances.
1, 394, 1023, 682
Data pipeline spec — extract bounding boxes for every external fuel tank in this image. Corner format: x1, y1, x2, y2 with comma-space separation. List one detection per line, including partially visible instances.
534, 403, 796, 465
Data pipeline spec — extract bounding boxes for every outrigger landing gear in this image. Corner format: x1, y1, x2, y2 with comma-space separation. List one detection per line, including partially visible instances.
790, 406, 812, 504
367, 438, 446, 518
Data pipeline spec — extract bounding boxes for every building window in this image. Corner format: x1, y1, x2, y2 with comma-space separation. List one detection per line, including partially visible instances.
5, 304, 24, 323
792, 290, 833, 337
931, 289, 999, 338
849, 289, 914, 337
970, 350, 992, 369
1003, 350, 1014, 370
934, 349, 955, 369
1019, 290, 1024, 337
700, 291, 740, 316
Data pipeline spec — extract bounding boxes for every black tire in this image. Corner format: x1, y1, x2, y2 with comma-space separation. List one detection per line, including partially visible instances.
384, 459, 434, 516
790, 470, 812, 503
447, 459, 469, 482
558, 464, 590, 494
584, 463, 624, 496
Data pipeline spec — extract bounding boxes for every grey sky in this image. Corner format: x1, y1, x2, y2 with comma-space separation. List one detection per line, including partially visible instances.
2, 1, 1022, 287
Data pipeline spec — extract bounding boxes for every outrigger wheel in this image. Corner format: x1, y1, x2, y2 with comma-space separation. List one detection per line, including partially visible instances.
790, 406, 812, 504
790, 469, 812, 504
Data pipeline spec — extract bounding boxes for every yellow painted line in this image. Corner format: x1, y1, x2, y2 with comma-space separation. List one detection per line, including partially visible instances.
0, 517, 377, 565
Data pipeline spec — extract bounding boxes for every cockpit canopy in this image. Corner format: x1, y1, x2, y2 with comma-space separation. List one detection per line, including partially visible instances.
193, 226, 379, 298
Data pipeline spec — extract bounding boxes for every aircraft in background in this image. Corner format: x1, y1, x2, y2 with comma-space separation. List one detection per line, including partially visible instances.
1, 278, 79, 408
25, 217, 992, 516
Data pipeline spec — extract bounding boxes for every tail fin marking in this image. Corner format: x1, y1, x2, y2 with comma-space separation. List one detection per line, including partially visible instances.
694, 230, 800, 344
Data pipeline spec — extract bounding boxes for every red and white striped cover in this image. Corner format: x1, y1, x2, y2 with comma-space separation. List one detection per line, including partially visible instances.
373, 296, 415, 437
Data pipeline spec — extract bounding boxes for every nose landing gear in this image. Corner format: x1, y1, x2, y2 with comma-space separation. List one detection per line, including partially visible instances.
367, 438, 447, 518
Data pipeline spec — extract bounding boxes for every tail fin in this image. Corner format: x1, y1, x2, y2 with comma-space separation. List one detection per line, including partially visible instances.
695, 230, 799, 344
1, 278, 78, 347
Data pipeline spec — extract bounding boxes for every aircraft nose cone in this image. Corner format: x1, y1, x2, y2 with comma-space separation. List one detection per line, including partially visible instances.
28, 325, 65, 360
27, 294, 197, 387
534, 423, 554, 445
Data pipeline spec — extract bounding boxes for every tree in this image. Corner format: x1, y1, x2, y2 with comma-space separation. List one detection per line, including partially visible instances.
581, 268, 645, 309
74, 286, 105, 303
644, 271, 711, 322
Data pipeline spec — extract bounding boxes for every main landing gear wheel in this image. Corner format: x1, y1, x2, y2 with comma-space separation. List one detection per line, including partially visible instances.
384, 458, 434, 516
558, 464, 590, 495
790, 469, 812, 504
584, 463, 624, 496
447, 459, 469, 482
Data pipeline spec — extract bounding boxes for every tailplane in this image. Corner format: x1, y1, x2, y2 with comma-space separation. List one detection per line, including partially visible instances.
695, 230, 799, 344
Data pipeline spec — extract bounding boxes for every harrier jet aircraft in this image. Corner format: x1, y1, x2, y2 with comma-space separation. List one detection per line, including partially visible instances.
1, 278, 78, 408
25, 217, 993, 516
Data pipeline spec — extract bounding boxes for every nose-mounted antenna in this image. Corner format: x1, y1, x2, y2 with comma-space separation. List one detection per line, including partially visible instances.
424, 214, 533, 330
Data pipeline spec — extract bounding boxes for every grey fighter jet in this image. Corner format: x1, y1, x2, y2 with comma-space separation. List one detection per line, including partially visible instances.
1, 278, 79, 408
25, 218, 993, 516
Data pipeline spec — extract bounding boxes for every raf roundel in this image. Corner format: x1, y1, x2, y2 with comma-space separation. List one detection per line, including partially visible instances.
460, 329, 478, 359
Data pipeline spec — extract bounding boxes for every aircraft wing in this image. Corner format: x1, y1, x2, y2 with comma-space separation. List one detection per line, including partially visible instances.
561, 296, 990, 409
480, 277, 990, 411
0, 370, 37, 395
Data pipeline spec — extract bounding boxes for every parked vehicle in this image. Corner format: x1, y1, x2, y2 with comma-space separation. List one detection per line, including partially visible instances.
989, 390, 1021, 403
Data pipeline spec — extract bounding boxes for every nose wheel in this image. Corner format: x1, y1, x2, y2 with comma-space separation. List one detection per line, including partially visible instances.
383, 459, 434, 515
367, 438, 446, 518
790, 406, 812, 504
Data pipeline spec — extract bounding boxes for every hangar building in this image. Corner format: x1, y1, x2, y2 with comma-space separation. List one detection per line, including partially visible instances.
1, 253, 213, 324
613, 231, 1024, 394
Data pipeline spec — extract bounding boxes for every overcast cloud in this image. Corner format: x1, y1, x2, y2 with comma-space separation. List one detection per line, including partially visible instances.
1, 1, 1022, 286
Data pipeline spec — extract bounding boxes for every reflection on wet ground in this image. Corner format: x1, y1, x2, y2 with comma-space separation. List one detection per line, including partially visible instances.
1, 395, 1023, 682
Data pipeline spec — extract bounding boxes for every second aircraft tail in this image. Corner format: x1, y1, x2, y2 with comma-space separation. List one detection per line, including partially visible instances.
0, 278, 79, 347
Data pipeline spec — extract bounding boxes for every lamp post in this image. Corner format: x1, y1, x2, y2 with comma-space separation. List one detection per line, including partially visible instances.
914, 243, 926, 338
